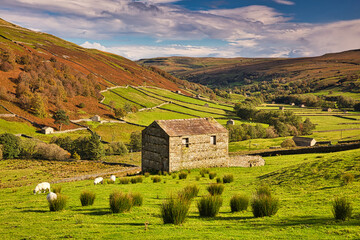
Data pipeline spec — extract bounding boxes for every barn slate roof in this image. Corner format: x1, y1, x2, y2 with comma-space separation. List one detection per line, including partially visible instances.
155, 118, 227, 137
292, 136, 316, 146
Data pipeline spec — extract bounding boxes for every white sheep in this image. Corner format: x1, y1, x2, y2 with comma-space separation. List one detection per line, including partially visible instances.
110, 175, 116, 182
94, 177, 103, 185
33, 182, 51, 194
46, 192, 57, 203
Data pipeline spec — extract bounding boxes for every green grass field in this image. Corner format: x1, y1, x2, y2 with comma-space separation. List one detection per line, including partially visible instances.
1, 149, 360, 239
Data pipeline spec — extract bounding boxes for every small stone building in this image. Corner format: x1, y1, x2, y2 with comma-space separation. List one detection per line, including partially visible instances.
292, 136, 316, 147
279, 106, 285, 110
226, 119, 235, 126
91, 115, 101, 122
322, 108, 332, 112
142, 118, 229, 172
41, 126, 54, 135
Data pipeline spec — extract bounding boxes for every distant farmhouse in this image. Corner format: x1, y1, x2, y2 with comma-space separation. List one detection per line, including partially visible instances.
41, 126, 54, 135
292, 136, 316, 147
142, 118, 229, 172
142, 118, 265, 172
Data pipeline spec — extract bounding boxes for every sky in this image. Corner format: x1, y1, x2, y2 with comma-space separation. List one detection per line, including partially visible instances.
0, 0, 360, 60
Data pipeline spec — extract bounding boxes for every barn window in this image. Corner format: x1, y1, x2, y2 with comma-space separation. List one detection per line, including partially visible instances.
182, 138, 189, 148
210, 135, 216, 145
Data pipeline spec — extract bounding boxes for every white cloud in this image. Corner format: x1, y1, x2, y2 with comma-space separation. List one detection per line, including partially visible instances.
0, 0, 359, 59
273, 0, 295, 5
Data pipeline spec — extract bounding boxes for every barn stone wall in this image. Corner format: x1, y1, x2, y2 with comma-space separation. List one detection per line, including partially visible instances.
229, 155, 265, 167
141, 124, 170, 172
169, 132, 229, 172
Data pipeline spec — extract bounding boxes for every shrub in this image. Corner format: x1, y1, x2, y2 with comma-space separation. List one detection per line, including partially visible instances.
0, 133, 21, 159
0, 61, 14, 72
49, 194, 67, 211
119, 177, 130, 184
130, 192, 143, 207
342, 173, 354, 185
105, 142, 128, 156
178, 185, 199, 201
78, 103, 85, 108
109, 191, 132, 213
52, 185, 62, 194
209, 172, 217, 180
332, 197, 352, 221
207, 183, 224, 196
172, 174, 177, 179
197, 195, 223, 217
178, 171, 188, 180
222, 174, 234, 183
195, 176, 200, 181
251, 195, 279, 218
152, 176, 161, 183
216, 177, 222, 183
73, 152, 81, 160
160, 196, 191, 225
281, 138, 296, 148
80, 190, 96, 206
34, 143, 70, 160
144, 172, 150, 178
230, 194, 249, 212
256, 185, 272, 197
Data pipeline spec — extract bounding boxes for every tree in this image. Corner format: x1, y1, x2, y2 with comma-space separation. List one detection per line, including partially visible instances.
0, 133, 21, 159
354, 103, 360, 112
301, 118, 316, 135
53, 109, 70, 131
114, 108, 127, 118
30, 93, 47, 118
130, 132, 142, 152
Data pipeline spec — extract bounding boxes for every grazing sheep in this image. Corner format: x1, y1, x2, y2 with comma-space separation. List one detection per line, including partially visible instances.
33, 182, 51, 194
110, 175, 116, 182
94, 177, 103, 185
46, 192, 57, 203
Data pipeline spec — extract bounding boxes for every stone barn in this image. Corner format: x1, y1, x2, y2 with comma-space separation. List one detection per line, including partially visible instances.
142, 118, 229, 172
41, 126, 54, 135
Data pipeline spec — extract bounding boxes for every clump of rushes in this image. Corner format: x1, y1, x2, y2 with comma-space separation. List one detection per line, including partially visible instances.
130, 192, 143, 207
332, 197, 352, 221
230, 194, 249, 212
130, 176, 143, 184
251, 186, 279, 218
222, 174, 234, 183
144, 172, 150, 178
80, 190, 96, 206
178, 171, 188, 180
49, 194, 67, 211
216, 177, 222, 183
109, 191, 132, 213
178, 185, 199, 201
151, 176, 162, 183
207, 183, 224, 196
119, 177, 130, 184
160, 196, 191, 225
197, 195, 223, 217
195, 176, 200, 181
199, 168, 209, 177
209, 172, 217, 180
342, 173, 354, 185
172, 173, 177, 179
52, 185, 62, 194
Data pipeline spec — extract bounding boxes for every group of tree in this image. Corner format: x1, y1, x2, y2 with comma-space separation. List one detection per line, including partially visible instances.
234, 103, 316, 139
112, 103, 139, 119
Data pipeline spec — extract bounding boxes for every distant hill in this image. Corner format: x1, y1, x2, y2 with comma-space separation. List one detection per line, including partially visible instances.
0, 18, 209, 128
137, 51, 360, 96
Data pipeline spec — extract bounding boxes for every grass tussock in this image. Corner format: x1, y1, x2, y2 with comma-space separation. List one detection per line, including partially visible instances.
256, 185, 272, 197
178, 184, 199, 201
251, 195, 279, 218
52, 185, 62, 194
144, 172, 150, 177
178, 171, 188, 180
332, 197, 352, 221
160, 196, 191, 225
216, 177, 222, 183
209, 172, 217, 180
222, 174, 234, 183
197, 195, 223, 217
131, 176, 143, 184
230, 194, 249, 212
342, 173, 354, 185
199, 168, 209, 177
49, 194, 68, 212
130, 192, 143, 207
151, 176, 162, 183
80, 190, 96, 206
119, 177, 130, 184
109, 191, 133, 213
207, 183, 224, 196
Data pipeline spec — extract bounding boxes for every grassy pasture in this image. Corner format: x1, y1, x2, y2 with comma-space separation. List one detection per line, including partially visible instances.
101, 90, 144, 109
1, 149, 360, 239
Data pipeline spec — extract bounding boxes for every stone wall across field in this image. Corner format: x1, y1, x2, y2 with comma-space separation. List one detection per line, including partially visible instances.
229, 155, 265, 167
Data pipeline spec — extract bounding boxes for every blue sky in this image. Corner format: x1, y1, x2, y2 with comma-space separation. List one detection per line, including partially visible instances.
0, 0, 360, 60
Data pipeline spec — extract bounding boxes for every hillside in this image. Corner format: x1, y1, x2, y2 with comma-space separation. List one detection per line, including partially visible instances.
137, 51, 360, 96
0, 18, 209, 129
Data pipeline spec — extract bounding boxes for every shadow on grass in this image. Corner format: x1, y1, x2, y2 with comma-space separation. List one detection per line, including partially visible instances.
21, 209, 48, 213
100, 222, 145, 226
75, 208, 111, 216
271, 216, 360, 227
187, 215, 253, 221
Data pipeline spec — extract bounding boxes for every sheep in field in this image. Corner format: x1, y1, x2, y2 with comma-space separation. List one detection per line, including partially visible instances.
33, 182, 51, 194
110, 175, 116, 182
46, 192, 57, 203
94, 177, 103, 185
